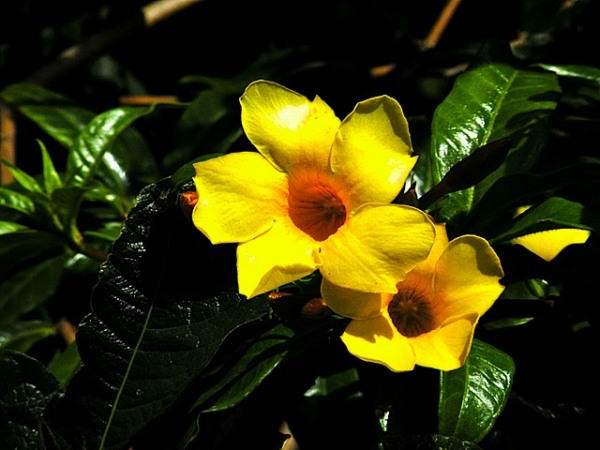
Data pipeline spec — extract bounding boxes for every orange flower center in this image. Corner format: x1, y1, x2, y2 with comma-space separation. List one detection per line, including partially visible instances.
387, 287, 435, 337
287, 168, 348, 241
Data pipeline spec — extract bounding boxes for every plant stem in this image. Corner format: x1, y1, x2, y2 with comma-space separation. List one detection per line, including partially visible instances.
422, 0, 463, 50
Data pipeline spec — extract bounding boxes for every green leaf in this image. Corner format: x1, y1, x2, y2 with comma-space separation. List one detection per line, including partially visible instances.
0, 158, 44, 193
482, 317, 534, 331
466, 157, 600, 235
0, 220, 29, 235
538, 64, 600, 83
83, 184, 131, 216
491, 197, 597, 244
304, 368, 360, 398
429, 64, 560, 219
50, 186, 86, 240
419, 139, 511, 209
439, 340, 515, 443
0, 83, 93, 148
0, 186, 35, 215
38, 140, 63, 193
53, 179, 272, 450
84, 222, 123, 242
48, 342, 81, 387
178, 90, 229, 131
0, 321, 55, 352
0, 231, 63, 279
193, 324, 293, 412
0, 255, 66, 325
65, 106, 154, 188
1, 84, 159, 195
0, 351, 64, 449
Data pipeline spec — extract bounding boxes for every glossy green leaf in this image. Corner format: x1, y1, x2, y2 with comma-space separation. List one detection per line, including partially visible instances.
429, 64, 560, 219
491, 197, 598, 243
0, 321, 55, 352
65, 106, 154, 188
419, 139, 511, 209
0, 220, 29, 235
52, 179, 272, 450
0, 187, 35, 215
1, 83, 159, 194
0, 83, 94, 148
538, 64, 600, 83
0, 255, 66, 325
483, 317, 534, 331
193, 324, 293, 412
466, 157, 600, 235
304, 368, 360, 398
48, 342, 81, 387
0, 158, 43, 193
439, 340, 515, 443
38, 140, 63, 193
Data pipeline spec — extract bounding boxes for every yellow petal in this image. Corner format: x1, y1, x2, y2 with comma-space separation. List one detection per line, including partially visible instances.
240, 80, 340, 172
193, 152, 287, 244
321, 278, 386, 319
414, 223, 449, 275
512, 228, 590, 262
320, 204, 435, 293
330, 95, 416, 207
434, 235, 504, 320
342, 312, 415, 372
410, 314, 477, 371
237, 218, 319, 298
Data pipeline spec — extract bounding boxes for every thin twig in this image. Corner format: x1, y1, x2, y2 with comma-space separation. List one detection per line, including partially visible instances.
422, 0, 463, 50
0, 102, 16, 185
28, 0, 204, 86
119, 95, 179, 105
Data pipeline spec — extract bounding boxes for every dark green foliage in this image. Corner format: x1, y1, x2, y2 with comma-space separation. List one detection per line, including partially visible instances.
439, 340, 515, 443
1, 2, 598, 448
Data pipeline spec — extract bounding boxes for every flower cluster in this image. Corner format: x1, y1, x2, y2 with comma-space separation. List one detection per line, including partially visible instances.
191, 81, 582, 372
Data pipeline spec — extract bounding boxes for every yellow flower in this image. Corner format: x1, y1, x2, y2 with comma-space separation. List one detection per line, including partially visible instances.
192, 81, 435, 298
321, 224, 504, 372
511, 206, 590, 262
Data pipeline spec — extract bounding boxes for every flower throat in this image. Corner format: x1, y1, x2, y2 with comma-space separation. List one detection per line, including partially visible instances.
287, 169, 348, 241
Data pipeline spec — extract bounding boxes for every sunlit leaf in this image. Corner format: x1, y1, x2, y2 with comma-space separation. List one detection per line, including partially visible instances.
439, 340, 515, 443
538, 64, 600, 83
0, 220, 29, 235
38, 140, 63, 193
0, 158, 43, 193
65, 106, 154, 188
491, 197, 597, 243
0, 187, 35, 215
429, 64, 560, 220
